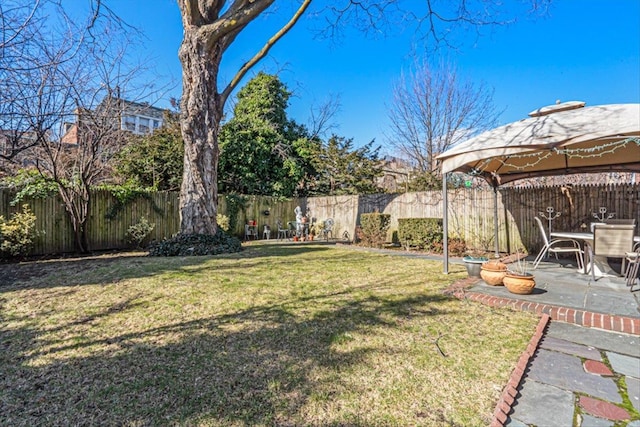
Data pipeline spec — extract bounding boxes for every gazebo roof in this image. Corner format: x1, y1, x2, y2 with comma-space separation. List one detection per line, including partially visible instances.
436, 103, 640, 186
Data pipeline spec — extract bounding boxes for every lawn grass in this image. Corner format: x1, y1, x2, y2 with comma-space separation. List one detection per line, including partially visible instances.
0, 243, 538, 426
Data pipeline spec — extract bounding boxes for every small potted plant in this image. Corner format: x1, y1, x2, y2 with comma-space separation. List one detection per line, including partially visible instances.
310, 222, 325, 241
503, 249, 536, 294
462, 250, 489, 278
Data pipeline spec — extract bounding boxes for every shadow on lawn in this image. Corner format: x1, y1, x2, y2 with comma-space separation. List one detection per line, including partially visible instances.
0, 287, 456, 426
0, 243, 336, 292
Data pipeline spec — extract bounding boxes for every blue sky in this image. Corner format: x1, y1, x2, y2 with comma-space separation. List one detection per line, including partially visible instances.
98, 0, 639, 154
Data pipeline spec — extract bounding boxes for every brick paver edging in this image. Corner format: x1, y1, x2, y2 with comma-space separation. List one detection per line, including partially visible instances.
465, 292, 640, 336
489, 313, 550, 427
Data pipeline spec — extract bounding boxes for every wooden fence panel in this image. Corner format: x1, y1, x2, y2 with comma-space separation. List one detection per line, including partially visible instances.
1, 183, 637, 256
306, 195, 359, 240
500, 183, 640, 255
0, 190, 181, 255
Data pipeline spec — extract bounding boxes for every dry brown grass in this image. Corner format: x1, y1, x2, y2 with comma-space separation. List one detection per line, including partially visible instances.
0, 243, 538, 426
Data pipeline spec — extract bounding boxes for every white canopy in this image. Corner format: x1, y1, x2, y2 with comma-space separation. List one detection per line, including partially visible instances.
437, 103, 640, 186
438, 102, 640, 273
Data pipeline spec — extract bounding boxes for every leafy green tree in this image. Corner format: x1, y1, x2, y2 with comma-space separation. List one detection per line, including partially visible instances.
406, 171, 443, 191
115, 112, 184, 191
218, 72, 316, 197
310, 135, 383, 196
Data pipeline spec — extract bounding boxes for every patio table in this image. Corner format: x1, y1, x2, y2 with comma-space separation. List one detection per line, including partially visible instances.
550, 231, 640, 277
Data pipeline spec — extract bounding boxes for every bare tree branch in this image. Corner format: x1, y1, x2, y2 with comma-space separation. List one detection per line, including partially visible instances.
385, 60, 502, 175
220, 0, 312, 106
307, 94, 342, 139
1, 0, 159, 251
320, 1, 550, 49
0, 0, 41, 51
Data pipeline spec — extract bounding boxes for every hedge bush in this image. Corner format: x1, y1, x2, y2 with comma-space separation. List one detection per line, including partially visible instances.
358, 213, 391, 248
397, 218, 443, 252
126, 217, 155, 249
149, 232, 242, 256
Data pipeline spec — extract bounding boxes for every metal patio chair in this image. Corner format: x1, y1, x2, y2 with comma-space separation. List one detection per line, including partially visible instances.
276, 219, 290, 240
624, 251, 640, 291
321, 218, 334, 241
532, 216, 584, 270
586, 224, 636, 281
244, 224, 257, 241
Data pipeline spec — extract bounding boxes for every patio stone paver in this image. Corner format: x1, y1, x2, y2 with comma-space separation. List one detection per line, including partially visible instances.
584, 360, 613, 376
606, 352, 640, 379
579, 414, 614, 427
547, 323, 640, 356
583, 290, 640, 317
527, 349, 622, 403
541, 335, 602, 360
507, 379, 574, 426
579, 396, 631, 421
626, 376, 640, 413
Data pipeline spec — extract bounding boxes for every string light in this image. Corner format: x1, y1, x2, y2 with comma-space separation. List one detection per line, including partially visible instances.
468, 137, 639, 176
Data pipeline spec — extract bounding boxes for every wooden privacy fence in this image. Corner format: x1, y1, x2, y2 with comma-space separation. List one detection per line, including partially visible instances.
1, 183, 638, 256
499, 183, 639, 254
0, 190, 181, 255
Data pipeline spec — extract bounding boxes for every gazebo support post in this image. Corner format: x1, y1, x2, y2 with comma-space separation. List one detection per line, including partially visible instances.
493, 186, 500, 258
442, 173, 449, 274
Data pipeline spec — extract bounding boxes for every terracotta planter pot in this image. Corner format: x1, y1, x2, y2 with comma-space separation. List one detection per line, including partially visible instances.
480, 260, 507, 286
482, 260, 507, 271
503, 272, 536, 294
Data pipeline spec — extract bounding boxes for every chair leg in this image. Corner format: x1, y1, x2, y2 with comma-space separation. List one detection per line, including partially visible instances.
575, 250, 584, 273
586, 245, 599, 282
625, 254, 640, 290
533, 244, 550, 269
583, 246, 591, 275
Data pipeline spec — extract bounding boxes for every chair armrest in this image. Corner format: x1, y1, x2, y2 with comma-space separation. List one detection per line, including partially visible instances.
549, 238, 582, 247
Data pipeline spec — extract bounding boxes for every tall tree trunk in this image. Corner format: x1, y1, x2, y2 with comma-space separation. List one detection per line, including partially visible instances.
178, 32, 223, 235
58, 185, 91, 253
175, 0, 309, 235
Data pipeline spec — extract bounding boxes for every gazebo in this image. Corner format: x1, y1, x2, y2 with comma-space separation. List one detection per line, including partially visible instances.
436, 102, 640, 273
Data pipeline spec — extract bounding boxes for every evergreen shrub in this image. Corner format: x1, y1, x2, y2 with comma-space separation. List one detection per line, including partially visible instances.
397, 218, 443, 252
126, 217, 155, 249
0, 205, 40, 257
148, 231, 242, 256
358, 213, 391, 248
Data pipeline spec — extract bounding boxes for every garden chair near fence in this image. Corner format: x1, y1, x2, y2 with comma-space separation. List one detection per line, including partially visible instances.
321, 218, 334, 241
287, 221, 298, 239
532, 216, 584, 270
586, 224, 636, 282
276, 220, 289, 240
244, 224, 258, 241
